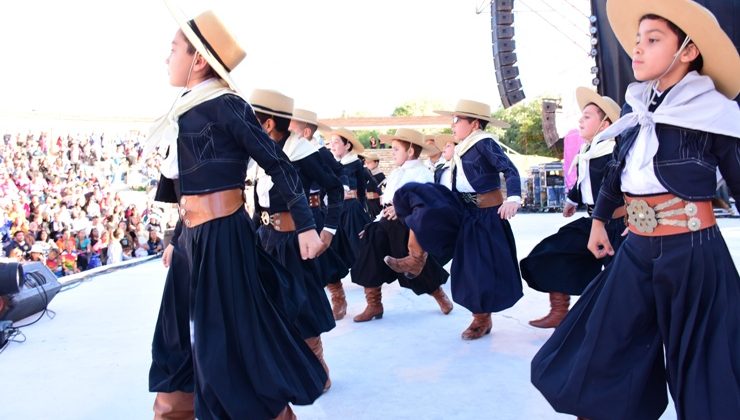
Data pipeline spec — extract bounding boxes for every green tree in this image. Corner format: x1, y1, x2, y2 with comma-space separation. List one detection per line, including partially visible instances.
490, 98, 562, 158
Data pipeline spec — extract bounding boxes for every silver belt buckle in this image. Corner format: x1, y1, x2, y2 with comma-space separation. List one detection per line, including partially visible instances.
626, 199, 658, 233
260, 211, 271, 226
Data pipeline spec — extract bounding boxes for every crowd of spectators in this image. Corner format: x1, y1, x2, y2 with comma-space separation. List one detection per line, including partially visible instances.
0, 130, 173, 277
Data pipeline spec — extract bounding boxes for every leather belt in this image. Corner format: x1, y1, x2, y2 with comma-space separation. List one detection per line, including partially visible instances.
366, 192, 380, 200
344, 189, 358, 200
260, 211, 296, 232
308, 194, 321, 208
459, 189, 504, 208
179, 189, 245, 228
625, 193, 715, 236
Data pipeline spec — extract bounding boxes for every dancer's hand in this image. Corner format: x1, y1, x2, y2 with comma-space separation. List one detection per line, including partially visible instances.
298, 229, 326, 259
498, 201, 519, 219
320, 229, 334, 247
162, 244, 174, 268
588, 219, 614, 259
563, 202, 577, 217
383, 205, 397, 220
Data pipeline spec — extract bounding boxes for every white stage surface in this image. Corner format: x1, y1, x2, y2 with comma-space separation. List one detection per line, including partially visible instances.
4, 213, 739, 419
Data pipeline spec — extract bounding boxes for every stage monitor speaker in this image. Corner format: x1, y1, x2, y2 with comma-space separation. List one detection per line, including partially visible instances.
0, 262, 62, 323
491, 0, 524, 108
541, 99, 560, 148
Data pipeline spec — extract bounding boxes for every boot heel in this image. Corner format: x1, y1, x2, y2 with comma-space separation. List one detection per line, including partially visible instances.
375, 313, 383, 320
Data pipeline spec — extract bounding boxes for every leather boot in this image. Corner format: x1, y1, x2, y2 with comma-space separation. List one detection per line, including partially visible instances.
461, 313, 492, 340
528, 292, 570, 329
326, 282, 347, 320
153, 391, 195, 420
430, 287, 453, 315
383, 230, 428, 278
305, 336, 331, 392
273, 405, 297, 420
353, 287, 383, 322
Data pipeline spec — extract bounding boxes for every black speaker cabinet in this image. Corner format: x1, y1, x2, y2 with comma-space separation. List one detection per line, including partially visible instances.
0, 262, 62, 322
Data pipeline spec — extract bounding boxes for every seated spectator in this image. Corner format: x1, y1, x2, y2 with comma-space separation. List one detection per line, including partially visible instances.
36, 229, 56, 253
61, 239, 79, 275
107, 229, 124, 265
133, 222, 149, 257
46, 248, 63, 277
93, 230, 110, 264
146, 228, 164, 256
75, 229, 91, 270
28, 243, 46, 263
121, 237, 134, 261
4, 230, 30, 259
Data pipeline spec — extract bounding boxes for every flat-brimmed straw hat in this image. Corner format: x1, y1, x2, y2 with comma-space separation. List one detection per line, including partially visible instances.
435, 99, 510, 129
249, 89, 294, 119
575, 87, 622, 123
380, 128, 438, 152
327, 128, 365, 154
426, 134, 458, 152
607, 0, 740, 99
164, 1, 246, 91
360, 152, 381, 162
292, 108, 331, 132
421, 135, 442, 155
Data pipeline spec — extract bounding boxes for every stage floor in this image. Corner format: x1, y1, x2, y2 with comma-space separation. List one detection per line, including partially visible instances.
4, 212, 739, 419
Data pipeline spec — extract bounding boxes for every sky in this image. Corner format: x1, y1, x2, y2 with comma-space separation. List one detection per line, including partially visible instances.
0, 0, 596, 126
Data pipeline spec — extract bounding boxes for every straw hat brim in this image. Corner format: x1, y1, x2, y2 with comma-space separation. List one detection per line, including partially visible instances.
575, 87, 622, 123
164, 0, 240, 91
291, 115, 331, 132
380, 134, 437, 152
359, 152, 380, 161
432, 135, 459, 152
607, 0, 740, 99
250, 105, 293, 120
327, 129, 365, 154
434, 110, 511, 129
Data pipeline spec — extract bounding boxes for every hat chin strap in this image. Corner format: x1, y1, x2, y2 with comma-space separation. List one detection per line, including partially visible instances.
645, 36, 693, 107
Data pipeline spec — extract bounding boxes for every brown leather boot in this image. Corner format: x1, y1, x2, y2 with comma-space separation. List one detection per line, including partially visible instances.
353, 287, 383, 322
461, 313, 492, 340
153, 391, 195, 420
273, 405, 297, 420
326, 282, 347, 320
430, 287, 453, 315
529, 292, 570, 329
383, 230, 428, 278
305, 336, 331, 392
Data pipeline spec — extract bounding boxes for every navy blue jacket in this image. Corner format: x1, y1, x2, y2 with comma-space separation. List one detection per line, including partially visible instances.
593, 101, 740, 222
455, 138, 521, 196
567, 154, 611, 206
365, 170, 385, 195
259, 136, 344, 230
339, 158, 368, 205
434, 165, 449, 185
154, 94, 315, 232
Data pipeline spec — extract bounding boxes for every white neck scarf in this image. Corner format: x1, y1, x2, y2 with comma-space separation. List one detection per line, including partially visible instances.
450, 129, 493, 172
339, 153, 359, 165
570, 137, 616, 187
254, 133, 318, 208
144, 78, 236, 179
591, 71, 740, 169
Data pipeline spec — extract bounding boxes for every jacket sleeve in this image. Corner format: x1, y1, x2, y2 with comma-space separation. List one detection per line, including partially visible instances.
566, 178, 582, 205
478, 139, 521, 196
221, 95, 315, 233
712, 132, 740, 212
355, 162, 367, 205
170, 219, 183, 248
298, 152, 344, 230
592, 105, 632, 222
